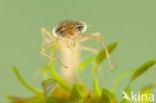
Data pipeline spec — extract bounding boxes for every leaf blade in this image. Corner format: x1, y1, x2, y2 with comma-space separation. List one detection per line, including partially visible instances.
120, 85, 130, 103
41, 78, 57, 99
49, 60, 71, 90
11, 65, 43, 95
130, 60, 156, 83
93, 78, 101, 96
77, 56, 95, 72
68, 84, 82, 103
101, 88, 116, 103
95, 42, 118, 67
112, 69, 135, 93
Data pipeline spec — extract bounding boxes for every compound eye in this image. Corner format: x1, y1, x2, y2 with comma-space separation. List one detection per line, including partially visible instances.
52, 26, 64, 37
77, 25, 84, 32
76, 21, 87, 33
55, 27, 64, 34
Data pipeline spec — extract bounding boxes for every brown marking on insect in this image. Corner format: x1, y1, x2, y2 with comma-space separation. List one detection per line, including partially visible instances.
40, 20, 116, 83
53, 20, 86, 38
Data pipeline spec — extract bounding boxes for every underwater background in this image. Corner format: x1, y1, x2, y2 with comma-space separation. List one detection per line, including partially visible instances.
0, 0, 156, 102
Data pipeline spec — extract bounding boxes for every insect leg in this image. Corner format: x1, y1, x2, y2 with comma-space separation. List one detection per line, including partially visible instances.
40, 41, 68, 69
81, 33, 116, 70
41, 27, 56, 41
80, 46, 98, 54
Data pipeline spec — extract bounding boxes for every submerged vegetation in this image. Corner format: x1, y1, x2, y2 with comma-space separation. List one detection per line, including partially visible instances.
8, 42, 156, 103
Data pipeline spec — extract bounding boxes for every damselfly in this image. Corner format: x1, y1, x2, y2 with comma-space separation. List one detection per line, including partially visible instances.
40, 20, 115, 82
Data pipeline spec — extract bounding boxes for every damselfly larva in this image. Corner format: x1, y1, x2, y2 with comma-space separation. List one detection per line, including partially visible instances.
40, 20, 115, 82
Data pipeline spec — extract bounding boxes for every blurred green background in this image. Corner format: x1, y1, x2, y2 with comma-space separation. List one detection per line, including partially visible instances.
0, 0, 156, 102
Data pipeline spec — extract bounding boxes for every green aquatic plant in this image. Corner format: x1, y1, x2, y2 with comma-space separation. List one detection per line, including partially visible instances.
7, 42, 156, 103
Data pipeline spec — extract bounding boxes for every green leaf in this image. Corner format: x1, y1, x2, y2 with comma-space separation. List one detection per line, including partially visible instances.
101, 92, 110, 103
141, 84, 156, 92
72, 84, 82, 100
45, 86, 70, 103
74, 84, 88, 98
112, 69, 135, 93
91, 42, 118, 80
49, 60, 71, 90
121, 60, 156, 103
43, 65, 49, 79
77, 56, 95, 72
7, 95, 45, 103
41, 79, 57, 99
120, 85, 130, 103
91, 62, 97, 76
130, 60, 156, 83
47, 45, 71, 90
68, 84, 82, 103
93, 78, 101, 96
134, 84, 156, 103
101, 88, 116, 103
11, 65, 43, 95
95, 42, 118, 68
